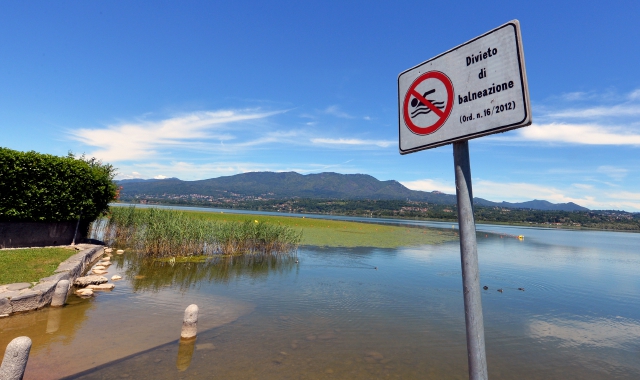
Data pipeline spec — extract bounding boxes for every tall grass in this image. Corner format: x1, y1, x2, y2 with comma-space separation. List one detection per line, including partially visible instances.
92, 206, 301, 257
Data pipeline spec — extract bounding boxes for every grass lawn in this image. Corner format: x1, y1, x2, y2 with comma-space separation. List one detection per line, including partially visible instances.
0, 247, 78, 285
185, 210, 458, 248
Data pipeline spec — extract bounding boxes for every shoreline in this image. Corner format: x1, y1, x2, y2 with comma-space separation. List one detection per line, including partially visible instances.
111, 202, 640, 234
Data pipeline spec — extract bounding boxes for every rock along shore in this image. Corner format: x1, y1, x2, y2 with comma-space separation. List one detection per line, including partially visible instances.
0, 244, 104, 317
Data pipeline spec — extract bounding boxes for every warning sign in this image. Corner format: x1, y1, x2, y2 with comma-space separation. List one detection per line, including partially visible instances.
398, 20, 531, 154
403, 71, 454, 135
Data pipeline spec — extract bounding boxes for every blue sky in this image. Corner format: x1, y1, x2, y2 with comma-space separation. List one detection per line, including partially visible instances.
2, 1, 640, 211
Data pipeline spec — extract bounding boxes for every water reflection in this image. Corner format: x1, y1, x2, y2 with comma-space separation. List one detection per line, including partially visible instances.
0, 296, 93, 356
529, 317, 640, 349
176, 339, 196, 371
125, 253, 299, 292
7, 213, 640, 379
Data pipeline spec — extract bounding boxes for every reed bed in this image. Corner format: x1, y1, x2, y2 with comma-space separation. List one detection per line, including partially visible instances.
92, 206, 301, 257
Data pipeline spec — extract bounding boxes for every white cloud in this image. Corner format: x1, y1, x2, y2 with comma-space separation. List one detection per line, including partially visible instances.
601, 191, 640, 210
608, 191, 640, 201
68, 109, 282, 162
572, 183, 594, 190
473, 180, 592, 205
519, 123, 640, 145
400, 179, 456, 194
548, 104, 640, 119
596, 166, 628, 180
114, 160, 359, 181
119, 171, 144, 180
324, 105, 354, 119
310, 138, 394, 148
468, 179, 640, 211
561, 91, 593, 101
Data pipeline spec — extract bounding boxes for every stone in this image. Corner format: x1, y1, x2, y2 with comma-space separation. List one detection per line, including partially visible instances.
93, 265, 106, 270
181, 304, 199, 339
6, 283, 31, 291
0, 297, 12, 315
54, 260, 83, 277
87, 283, 115, 291
92, 269, 108, 275
51, 280, 70, 307
101, 256, 111, 261
105, 248, 113, 253
39, 272, 70, 284
0, 336, 31, 380
111, 275, 122, 281
74, 275, 108, 287
32, 281, 57, 306
75, 288, 94, 297
0, 291, 20, 300
10, 290, 43, 312
116, 249, 124, 254
97, 261, 111, 267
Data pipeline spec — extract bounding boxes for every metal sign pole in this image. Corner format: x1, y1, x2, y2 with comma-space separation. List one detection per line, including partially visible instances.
453, 140, 488, 380
398, 20, 530, 380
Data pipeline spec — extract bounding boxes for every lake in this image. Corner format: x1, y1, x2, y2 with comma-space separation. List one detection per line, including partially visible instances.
2, 205, 639, 379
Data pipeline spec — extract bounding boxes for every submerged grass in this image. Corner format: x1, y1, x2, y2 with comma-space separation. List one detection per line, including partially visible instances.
92, 206, 302, 258
0, 247, 77, 285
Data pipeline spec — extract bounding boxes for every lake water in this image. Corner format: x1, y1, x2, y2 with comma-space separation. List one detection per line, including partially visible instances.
2, 206, 640, 379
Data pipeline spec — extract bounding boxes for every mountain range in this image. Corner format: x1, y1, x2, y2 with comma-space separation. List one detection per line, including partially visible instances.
117, 171, 589, 212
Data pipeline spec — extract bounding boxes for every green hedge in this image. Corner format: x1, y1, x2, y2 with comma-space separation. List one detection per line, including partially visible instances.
0, 147, 117, 222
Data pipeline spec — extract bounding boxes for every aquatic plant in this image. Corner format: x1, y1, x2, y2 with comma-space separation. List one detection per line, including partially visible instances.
93, 206, 301, 257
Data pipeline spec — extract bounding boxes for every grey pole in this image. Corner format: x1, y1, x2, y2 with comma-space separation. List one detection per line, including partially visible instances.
0, 336, 32, 380
453, 140, 488, 380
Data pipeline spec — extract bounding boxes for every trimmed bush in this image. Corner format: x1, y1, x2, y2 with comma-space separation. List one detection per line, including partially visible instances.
0, 147, 117, 222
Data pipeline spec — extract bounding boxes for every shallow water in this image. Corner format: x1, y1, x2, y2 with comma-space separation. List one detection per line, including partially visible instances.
2, 212, 640, 379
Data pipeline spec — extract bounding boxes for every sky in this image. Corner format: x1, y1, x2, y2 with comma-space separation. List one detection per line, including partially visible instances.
1, 1, 640, 211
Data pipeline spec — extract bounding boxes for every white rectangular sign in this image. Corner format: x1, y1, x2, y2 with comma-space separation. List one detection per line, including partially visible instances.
398, 20, 531, 154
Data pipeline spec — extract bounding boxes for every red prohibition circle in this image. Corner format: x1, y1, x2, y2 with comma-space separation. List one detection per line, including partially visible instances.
403, 71, 454, 135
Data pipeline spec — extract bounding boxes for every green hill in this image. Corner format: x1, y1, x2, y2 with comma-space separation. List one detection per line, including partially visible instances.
117, 171, 588, 212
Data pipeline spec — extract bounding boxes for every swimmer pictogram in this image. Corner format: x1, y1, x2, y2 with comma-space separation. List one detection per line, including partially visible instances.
410, 89, 445, 117
402, 71, 454, 135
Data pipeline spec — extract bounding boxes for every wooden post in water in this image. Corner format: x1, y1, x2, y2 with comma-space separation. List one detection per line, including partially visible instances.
453, 140, 488, 380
